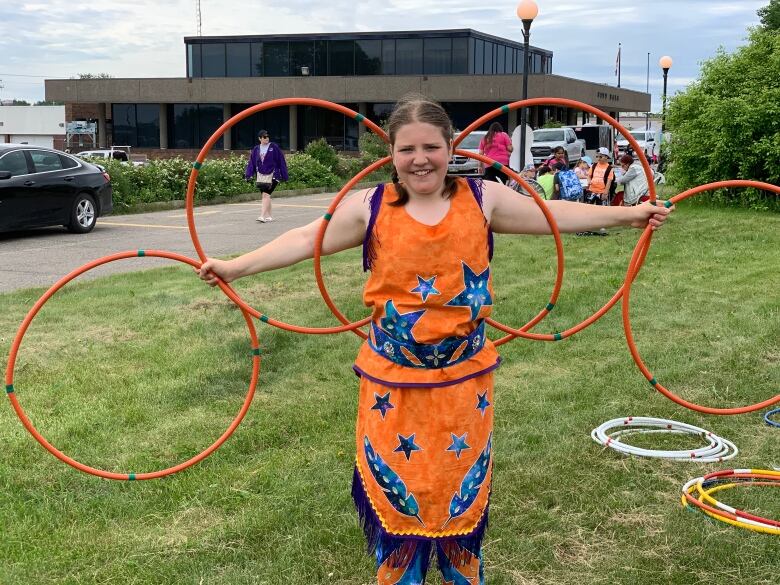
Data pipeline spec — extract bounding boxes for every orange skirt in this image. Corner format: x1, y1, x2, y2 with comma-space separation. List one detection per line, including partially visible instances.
353, 372, 494, 542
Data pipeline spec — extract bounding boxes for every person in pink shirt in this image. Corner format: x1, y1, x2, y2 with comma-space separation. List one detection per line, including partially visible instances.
479, 122, 513, 182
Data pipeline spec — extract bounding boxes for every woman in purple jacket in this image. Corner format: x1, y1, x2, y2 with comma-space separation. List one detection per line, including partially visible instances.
245, 130, 289, 223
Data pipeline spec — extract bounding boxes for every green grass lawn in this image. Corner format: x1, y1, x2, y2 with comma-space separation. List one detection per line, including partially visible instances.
1, 204, 778, 584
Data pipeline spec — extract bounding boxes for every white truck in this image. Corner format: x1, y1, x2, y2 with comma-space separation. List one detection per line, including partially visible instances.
616, 129, 657, 160
530, 127, 586, 166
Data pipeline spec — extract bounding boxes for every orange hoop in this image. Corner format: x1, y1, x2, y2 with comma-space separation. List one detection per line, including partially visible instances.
4, 250, 260, 480
622, 180, 780, 414
185, 98, 386, 335
311, 151, 566, 344
454, 98, 657, 346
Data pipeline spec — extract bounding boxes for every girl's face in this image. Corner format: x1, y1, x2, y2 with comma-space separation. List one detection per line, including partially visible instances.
391, 121, 452, 197
554, 150, 565, 159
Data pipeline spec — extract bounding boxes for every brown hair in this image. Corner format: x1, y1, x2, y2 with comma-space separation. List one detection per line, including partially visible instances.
619, 154, 634, 165
484, 121, 503, 146
387, 94, 457, 206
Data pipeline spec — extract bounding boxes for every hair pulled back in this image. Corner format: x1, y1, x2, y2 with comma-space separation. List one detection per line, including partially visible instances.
387, 94, 458, 206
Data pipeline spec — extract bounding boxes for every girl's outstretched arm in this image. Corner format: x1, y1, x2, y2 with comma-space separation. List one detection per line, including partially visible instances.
197, 189, 370, 286
483, 180, 672, 235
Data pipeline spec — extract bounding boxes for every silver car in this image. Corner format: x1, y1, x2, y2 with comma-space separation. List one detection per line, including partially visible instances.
448, 131, 487, 176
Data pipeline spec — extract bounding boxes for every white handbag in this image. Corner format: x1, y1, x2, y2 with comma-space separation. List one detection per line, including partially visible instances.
256, 172, 274, 184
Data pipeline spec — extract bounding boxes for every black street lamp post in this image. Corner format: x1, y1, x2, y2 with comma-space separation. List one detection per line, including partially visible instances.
659, 55, 673, 169
516, 0, 538, 171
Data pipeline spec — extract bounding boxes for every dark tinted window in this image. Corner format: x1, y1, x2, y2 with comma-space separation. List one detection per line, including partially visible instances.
496, 43, 505, 74
171, 104, 197, 148
29, 150, 64, 172
356, 40, 381, 75
424, 38, 451, 74
59, 154, 79, 169
474, 40, 484, 74
453, 37, 468, 74
251, 42, 263, 76
533, 52, 542, 73
329, 40, 354, 75
188, 44, 202, 77
231, 104, 290, 150
0, 151, 29, 176
484, 42, 494, 74
113, 103, 136, 146
381, 39, 395, 75
290, 41, 315, 76
314, 41, 328, 75
226, 43, 250, 77
264, 42, 289, 76
396, 39, 422, 74
202, 43, 226, 77
136, 104, 160, 147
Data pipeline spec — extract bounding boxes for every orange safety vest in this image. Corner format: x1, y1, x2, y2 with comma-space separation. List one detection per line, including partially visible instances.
588, 162, 614, 194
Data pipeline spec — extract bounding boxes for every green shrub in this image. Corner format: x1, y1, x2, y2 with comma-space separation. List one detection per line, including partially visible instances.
304, 138, 340, 172
359, 130, 389, 161
285, 152, 340, 190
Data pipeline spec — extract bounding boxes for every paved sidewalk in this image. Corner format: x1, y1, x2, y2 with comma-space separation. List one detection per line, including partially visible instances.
0, 190, 356, 293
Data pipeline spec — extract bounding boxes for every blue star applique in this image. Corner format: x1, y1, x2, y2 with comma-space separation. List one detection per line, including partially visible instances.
476, 391, 491, 417
445, 262, 493, 321
380, 300, 425, 342
394, 433, 422, 461
410, 275, 440, 303
446, 432, 471, 459
371, 392, 394, 419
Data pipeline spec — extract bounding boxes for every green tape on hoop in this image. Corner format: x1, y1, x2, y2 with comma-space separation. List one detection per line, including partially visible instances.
546, 303, 555, 311
491, 162, 503, 170
5, 384, 14, 394
649, 377, 658, 387
553, 333, 563, 341
193, 161, 203, 170
324, 213, 333, 221
355, 113, 365, 122
128, 473, 136, 481
137, 250, 145, 257
252, 347, 261, 356
664, 200, 673, 208
501, 105, 510, 113
259, 315, 269, 323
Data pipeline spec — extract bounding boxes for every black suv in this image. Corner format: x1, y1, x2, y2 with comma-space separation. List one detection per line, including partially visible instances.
0, 144, 113, 234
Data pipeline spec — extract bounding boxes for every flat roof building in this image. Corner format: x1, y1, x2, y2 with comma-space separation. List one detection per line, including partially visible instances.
45, 29, 649, 156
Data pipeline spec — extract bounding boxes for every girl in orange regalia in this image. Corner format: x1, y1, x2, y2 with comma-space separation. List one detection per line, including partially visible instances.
197, 95, 672, 584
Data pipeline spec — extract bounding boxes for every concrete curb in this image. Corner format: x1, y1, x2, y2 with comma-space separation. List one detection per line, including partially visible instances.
117, 181, 383, 215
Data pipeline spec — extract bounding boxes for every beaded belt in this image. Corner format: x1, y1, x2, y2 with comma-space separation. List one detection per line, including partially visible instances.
370, 320, 486, 369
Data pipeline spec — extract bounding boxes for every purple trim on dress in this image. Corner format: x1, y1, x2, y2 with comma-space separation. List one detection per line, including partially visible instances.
352, 465, 490, 557
467, 177, 494, 261
352, 357, 501, 388
363, 183, 385, 272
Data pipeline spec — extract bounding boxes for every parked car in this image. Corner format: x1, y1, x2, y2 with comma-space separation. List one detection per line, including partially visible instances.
0, 144, 113, 234
616, 130, 657, 159
77, 146, 148, 167
530, 127, 585, 165
448, 131, 487, 176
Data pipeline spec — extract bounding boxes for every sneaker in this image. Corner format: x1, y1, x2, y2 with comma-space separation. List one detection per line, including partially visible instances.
256, 216, 266, 223
264, 216, 274, 222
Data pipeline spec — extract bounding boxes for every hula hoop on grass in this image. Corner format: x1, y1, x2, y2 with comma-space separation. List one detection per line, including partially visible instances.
622, 180, 780, 415
591, 416, 737, 462
765, 408, 780, 428
311, 150, 566, 344
452, 98, 658, 347
681, 469, 780, 534
185, 98, 386, 335
4, 250, 260, 481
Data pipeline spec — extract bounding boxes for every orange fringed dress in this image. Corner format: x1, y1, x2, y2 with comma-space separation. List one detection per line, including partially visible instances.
352, 177, 500, 547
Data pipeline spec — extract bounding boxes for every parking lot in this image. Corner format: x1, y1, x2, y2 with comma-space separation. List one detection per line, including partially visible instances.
0, 192, 346, 293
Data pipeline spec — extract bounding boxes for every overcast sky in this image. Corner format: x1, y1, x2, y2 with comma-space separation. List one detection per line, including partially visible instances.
0, 0, 767, 111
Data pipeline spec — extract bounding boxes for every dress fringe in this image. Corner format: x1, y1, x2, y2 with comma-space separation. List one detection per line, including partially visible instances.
351, 465, 488, 568
362, 183, 385, 272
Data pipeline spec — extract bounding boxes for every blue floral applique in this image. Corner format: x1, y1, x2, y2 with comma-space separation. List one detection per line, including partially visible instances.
445, 262, 493, 321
